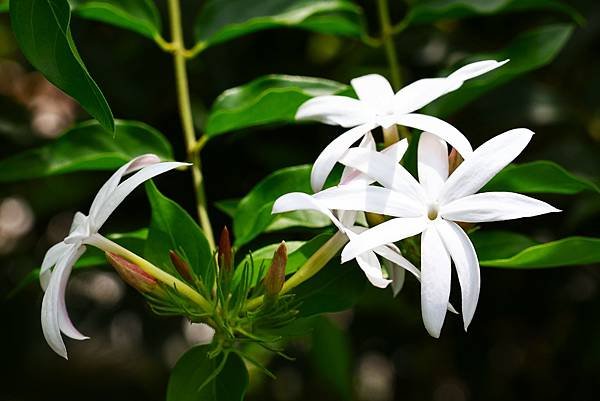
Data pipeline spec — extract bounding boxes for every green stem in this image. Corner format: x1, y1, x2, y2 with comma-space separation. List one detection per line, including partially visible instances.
87, 234, 212, 311
245, 231, 348, 310
167, 0, 216, 250
376, 0, 401, 89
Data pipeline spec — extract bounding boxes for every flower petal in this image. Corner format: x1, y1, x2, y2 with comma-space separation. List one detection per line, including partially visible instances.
58, 246, 90, 341
40, 241, 69, 290
420, 225, 451, 338
435, 220, 479, 330
448, 59, 509, 82
441, 192, 560, 222
393, 113, 473, 158
339, 138, 408, 186
295, 95, 372, 127
339, 146, 427, 202
350, 74, 395, 109
311, 123, 376, 192
314, 186, 424, 218
439, 128, 534, 204
418, 132, 449, 201
272, 192, 346, 232
355, 250, 392, 288
341, 217, 428, 262
374, 244, 420, 281
393, 78, 461, 114
91, 162, 189, 231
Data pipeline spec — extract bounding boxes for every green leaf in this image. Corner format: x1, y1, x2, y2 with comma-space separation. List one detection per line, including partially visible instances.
205, 75, 349, 137
310, 317, 353, 401
404, 0, 583, 26
0, 0, 7, 12
10, 0, 114, 131
0, 120, 172, 182
193, 0, 365, 52
483, 161, 600, 194
424, 23, 574, 117
71, 0, 162, 39
214, 198, 240, 218
233, 165, 331, 246
470, 230, 537, 261
294, 258, 366, 318
145, 181, 212, 280
480, 236, 600, 268
167, 345, 248, 401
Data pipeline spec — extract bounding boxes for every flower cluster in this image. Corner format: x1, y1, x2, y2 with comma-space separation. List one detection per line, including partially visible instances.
273, 61, 560, 337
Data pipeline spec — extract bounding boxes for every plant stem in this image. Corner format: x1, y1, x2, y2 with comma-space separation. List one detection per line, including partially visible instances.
245, 231, 348, 310
88, 234, 212, 311
377, 0, 401, 89
167, 0, 215, 250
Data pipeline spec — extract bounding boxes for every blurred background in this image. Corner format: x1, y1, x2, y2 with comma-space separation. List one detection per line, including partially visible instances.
1, 0, 600, 400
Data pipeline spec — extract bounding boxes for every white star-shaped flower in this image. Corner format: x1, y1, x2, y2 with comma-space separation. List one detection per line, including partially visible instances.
296, 59, 508, 192
322, 129, 559, 337
40, 154, 188, 358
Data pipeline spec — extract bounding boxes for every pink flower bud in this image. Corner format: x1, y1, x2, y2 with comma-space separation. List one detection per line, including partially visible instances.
169, 250, 193, 282
218, 226, 233, 274
264, 242, 287, 298
106, 252, 159, 294
448, 148, 464, 175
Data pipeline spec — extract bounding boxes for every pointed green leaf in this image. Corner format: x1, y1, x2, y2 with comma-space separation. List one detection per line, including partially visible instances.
71, 0, 162, 39
483, 161, 600, 194
233, 165, 331, 246
10, 0, 114, 131
193, 0, 365, 52
167, 345, 248, 401
0, 120, 172, 182
424, 23, 574, 117
404, 0, 583, 26
470, 230, 537, 261
145, 181, 213, 280
205, 75, 349, 137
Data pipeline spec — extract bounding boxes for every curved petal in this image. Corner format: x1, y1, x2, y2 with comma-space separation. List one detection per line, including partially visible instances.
448, 59, 509, 82
435, 220, 479, 330
393, 78, 461, 115
295, 95, 372, 127
91, 162, 189, 231
314, 186, 424, 218
40, 242, 69, 290
341, 217, 428, 262
420, 225, 451, 338
311, 123, 376, 192
272, 192, 347, 233
418, 132, 449, 201
355, 250, 392, 288
58, 246, 89, 340
439, 128, 534, 204
393, 113, 473, 158
350, 74, 395, 109
441, 192, 560, 223
386, 259, 406, 296
339, 147, 426, 202
340, 138, 408, 186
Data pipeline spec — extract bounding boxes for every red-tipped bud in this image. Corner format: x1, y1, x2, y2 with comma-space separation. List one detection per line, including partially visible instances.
218, 226, 233, 274
169, 250, 193, 282
448, 148, 464, 175
264, 242, 287, 298
106, 252, 160, 294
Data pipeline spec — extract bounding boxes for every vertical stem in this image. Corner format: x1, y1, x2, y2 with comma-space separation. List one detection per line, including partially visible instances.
377, 0, 401, 90
167, 0, 216, 249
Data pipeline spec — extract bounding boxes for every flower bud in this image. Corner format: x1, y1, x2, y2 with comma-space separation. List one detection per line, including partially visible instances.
448, 148, 464, 175
218, 226, 233, 274
106, 252, 160, 294
169, 250, 193, 282
264, 242, 287, 298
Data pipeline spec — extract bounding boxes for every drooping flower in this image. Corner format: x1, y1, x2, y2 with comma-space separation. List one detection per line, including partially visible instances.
296, 59, 508, 192
40, 155, 188, 358
273, 133, 420, 292
326, 130, 559, 337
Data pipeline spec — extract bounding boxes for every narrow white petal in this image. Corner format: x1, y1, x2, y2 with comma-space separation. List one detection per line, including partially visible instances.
58, 246, 89, 340
435, 220, 479, 330
311, 123, 376, 192
88, 154, 160, 221
350, 74, 395, 109
355, 251, 392, 288
339, 147, 427, 202
387, 260, 406, 296
272, 192, 347, 232
40, 242, 69, 290
418, 132, 449, 201
295, 95, 372, 127
440, 128, 534, 204
393, 113, 473, 158
448, 59, 509, 82
420, 226, 451, 338
314, 186, 424, 218
441, 192, 560, 222
393, 78, 461, 114
91, 162, 189, 231
341, 217, 428, 262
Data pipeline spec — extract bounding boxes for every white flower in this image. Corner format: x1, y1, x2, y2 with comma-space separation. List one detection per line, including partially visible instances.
273, 133, 421, 293
296, 59, 508, 192
40, 154, 188, 358
324, 129, 559, 337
